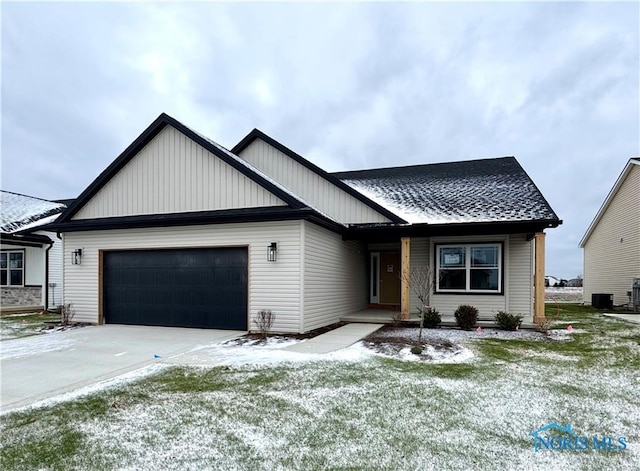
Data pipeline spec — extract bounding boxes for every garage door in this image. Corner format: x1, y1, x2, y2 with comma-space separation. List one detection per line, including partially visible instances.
104, 248, 248, 330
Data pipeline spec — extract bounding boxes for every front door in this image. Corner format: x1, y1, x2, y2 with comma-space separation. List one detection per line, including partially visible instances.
370, 252, 401, 305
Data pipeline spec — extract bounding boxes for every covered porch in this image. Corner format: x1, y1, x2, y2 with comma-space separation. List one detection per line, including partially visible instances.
349, 231, 549, 327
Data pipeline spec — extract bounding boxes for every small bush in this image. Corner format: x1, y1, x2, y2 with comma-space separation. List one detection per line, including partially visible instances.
454, 305, 478, 331
494, 311, 523, 331
420, 307, 441, 328
253, 309, 275, 337
61, 303, 75, 326
410, 345, 423, 355
391, 311, 404, 326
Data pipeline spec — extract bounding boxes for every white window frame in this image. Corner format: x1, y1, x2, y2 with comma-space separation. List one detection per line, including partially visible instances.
435, 243, 502, 294
1, 250, 25, 287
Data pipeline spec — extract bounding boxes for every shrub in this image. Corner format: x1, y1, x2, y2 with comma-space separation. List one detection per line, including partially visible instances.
253, 309, 275, 337
61, 303, 75, 326
494, 311, 523, 331
420, 307, 441, 328
454, 305, 478, 330
410, 345, 423, 355
391, 311, 404, 326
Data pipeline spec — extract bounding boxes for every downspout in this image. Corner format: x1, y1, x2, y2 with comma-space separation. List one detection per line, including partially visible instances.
44, 238, 54, 311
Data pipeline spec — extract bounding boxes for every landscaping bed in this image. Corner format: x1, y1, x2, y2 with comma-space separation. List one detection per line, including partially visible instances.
222, 321, 347, 346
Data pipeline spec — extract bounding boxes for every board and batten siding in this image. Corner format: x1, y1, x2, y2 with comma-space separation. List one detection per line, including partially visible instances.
302, 221, 367, 332
63, 221, 303, 333
237, 139, 391, 224
583, 164, 640, 306
426, 234, 534, 321
73, 127, 285, 220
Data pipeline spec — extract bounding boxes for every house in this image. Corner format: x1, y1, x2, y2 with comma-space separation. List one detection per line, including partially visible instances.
49, 113, 561, 333
0, 191, 67, 312
580, 158, 640, 309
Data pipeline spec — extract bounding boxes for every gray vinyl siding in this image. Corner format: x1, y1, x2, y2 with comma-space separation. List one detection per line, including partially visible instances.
63, 221, 303, 333
73, 127, 285, 220
408, 237, 430, 313
583, 164, 640, 306
302, 221, 367, 332
507, 234, 534, 317
237, 139, 392, 224
34, 230, 64, 309
428, 234, 534, 321
24, 246, 44, 287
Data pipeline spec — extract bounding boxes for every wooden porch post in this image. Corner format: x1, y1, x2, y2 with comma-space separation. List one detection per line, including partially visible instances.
533, 232, 546, 325
401, 237, 411, 319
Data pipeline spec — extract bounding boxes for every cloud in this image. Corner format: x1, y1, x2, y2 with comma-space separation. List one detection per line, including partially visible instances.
1, 1, 637, 278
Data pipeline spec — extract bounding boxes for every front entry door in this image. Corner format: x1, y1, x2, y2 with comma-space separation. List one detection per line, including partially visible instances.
370, 251, 401, 305
380, 252, 401, 304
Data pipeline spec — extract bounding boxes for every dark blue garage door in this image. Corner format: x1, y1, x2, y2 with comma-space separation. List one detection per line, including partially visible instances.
104, 248, 248, 330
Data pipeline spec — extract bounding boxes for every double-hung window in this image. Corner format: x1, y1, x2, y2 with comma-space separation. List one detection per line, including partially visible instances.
1, 251, 24, 287
436, 243, 502, 293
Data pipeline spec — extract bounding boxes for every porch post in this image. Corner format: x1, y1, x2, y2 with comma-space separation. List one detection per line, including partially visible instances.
401, 237, 411, 319
533, 232, 546, 325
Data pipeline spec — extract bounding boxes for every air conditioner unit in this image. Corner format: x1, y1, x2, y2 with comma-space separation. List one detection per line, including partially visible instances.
633, 278, 640, 312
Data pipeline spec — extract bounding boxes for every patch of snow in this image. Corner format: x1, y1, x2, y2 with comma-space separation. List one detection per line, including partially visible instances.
0, 190, 65, 233
11, 213, 61, 232
3, 363, 169, 415
0, 331, 78, 359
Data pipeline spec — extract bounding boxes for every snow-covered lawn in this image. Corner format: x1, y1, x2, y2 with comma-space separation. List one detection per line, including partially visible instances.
0, 312, 62, 340
545, 286, 583, 302
1, 305, 639, 470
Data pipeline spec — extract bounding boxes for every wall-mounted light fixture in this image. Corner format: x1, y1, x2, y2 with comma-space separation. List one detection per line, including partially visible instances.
71, 248, 83, 265
267, 242, 277, 262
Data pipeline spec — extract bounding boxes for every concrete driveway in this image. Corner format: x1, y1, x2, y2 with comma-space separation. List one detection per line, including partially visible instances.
0, 325, 243, 412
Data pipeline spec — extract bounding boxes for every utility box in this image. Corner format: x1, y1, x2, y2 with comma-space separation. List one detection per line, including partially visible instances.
592, 293, 613, 310
633, 279, 640, 312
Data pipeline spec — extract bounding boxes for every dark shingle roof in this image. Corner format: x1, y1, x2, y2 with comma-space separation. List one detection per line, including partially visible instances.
1, 190, 66, 233
332, 157, 560, 225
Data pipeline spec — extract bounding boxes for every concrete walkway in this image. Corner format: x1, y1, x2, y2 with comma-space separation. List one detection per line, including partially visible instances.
603, 313, 640, 325
1, 325, 243, 412
284, 323, 383, 354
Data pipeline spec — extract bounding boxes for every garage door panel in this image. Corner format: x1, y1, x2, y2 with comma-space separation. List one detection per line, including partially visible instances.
104, 248, 247, 330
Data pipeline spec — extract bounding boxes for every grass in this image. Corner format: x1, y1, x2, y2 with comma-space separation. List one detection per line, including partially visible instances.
0, 312, 61, 340
1, 304, 639, 469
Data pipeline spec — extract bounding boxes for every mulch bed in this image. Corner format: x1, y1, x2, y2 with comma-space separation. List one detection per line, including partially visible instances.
362, 325, 461, 359
223, 321, 348, 346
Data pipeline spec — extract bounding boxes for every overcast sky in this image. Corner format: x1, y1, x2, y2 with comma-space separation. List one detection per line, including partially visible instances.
2, 1, 638, 279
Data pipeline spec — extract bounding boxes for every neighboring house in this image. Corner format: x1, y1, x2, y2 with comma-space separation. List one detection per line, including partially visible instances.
50, 113, 561, 333
580, 158, 640, 308
0, 191, 67, 311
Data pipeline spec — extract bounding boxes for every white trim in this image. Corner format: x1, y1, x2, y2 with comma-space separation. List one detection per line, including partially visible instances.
435, 243, 502, 293
1, 250, 25, 287
580, 158, 640, 247
299, 220, 305, 334
370, 252, 380, 304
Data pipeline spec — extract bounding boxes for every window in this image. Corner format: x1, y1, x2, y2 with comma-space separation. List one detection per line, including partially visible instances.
1, 251, 24, 286
436, 243, 502, 293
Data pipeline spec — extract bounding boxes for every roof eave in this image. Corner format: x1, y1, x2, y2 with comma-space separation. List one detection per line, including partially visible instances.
579, 158, 639, 248
57, 114, 310, 224
344, 218, 562, 240
231, 129, 407, 224
48, 206, 347, 235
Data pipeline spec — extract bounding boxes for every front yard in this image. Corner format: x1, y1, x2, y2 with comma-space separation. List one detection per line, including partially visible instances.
0, 312, 62, 340
1, 304, 639, 470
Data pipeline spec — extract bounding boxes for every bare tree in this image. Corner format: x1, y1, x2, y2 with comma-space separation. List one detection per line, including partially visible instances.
399, 265, 435, 342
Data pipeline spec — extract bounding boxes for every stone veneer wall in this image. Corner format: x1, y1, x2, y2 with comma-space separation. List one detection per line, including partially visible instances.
1, 286, 42, 307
